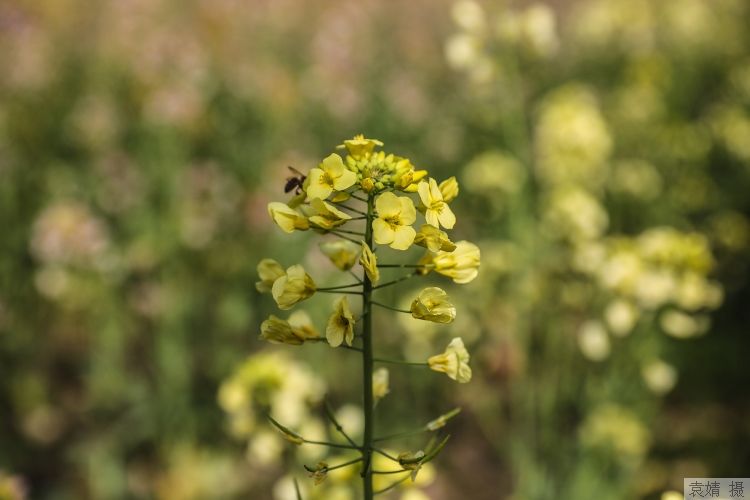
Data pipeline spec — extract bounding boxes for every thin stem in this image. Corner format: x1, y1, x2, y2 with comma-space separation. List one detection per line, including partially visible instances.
348, 270, 364, 284
318, 290, 363, 295
373, 474, 411, 495
323, 400, 359, 449
372, 447, 400, 462
327, 457, 363, 471
372, 469, 411, 475
377, 264, 434, 269
317, 282, 362, 291
342, 345, 428, 366
303, 439, 361, 450
334, 228, 365, 236
349, 193, 368, 202
372, 273, 416, 290
361, 193, 375, 500
371, 301, 411, 314
374, 428, 427, 443
328, 232, 360, 244
335, 204, 368, 216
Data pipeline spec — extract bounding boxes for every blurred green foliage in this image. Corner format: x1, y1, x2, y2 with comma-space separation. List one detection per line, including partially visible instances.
0, 0, 749, 499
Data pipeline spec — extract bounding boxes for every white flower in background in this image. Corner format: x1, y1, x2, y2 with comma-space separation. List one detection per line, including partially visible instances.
660, 310, 710, 339
451, 0, 486, 32
604, 299, 639, 337
544, 186, 609, 241
445, 34, 482, 71
577, 320, 611, 362
535, 85, 612, 189
642, 360, 678, 395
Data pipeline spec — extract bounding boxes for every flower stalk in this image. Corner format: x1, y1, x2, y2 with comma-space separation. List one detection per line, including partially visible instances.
361, 193, 376, 498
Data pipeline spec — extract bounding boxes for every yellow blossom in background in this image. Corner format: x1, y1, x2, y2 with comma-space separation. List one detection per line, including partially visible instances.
411, 287, 457, 323
372, 368, 389, 402
272, 265, 317, 310
288, 310, 320, 340
428, 337, 472, 383
373, 192, 417, 250
642, 359, 678, 394
418, 178, 456, 229
577, 320, 611, 361
320, 240, 361, 271
326, 296, 356, 347
268, 202, 310, 233
307, 153, 357, 200
359, 241, 380, 284
438, 176, 459, 203
260, 315, 307, 345
307, 461, 329, 485
421, 240, 480, 284
308, 198, 352, 229
414, 224, 456, 253
337, 134, 384, 159
256, 258, 285, 293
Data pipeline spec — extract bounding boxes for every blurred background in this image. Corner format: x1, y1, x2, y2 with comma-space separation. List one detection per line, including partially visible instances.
1, 0, 749, 498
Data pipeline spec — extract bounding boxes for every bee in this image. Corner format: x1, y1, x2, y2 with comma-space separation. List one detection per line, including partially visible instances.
284, 166, 306, 195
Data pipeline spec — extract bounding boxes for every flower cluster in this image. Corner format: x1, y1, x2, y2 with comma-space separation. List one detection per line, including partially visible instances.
254, 136, 480, 496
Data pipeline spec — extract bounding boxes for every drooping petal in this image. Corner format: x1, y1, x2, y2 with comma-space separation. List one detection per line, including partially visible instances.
437, 204, 456, 229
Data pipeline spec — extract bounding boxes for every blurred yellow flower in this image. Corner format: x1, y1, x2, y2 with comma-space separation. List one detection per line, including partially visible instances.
414, 224, 456, 252
359, 241, 380, 284
411, 287, 456, 323
373, 192, 417, 250
308, 198, 352, 229
373, 367, 389, 402
326, 296, 356, 347
337, 134, 384, 159
438, 176, 459, 202
307, 153, 357, 200
260, 315, 307, 345
428, 337, 472, 383
418, 178, 456, 229
320, 240, 361, 271
307, 461, 329, 485
268, 202, 310, 233
271, 265, 316, 310
421, 240, 480, 284
256, 258, 285, 293
288, 310, 320, 340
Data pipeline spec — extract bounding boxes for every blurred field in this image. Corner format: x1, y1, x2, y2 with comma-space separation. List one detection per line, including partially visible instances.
1, 0, 749, 499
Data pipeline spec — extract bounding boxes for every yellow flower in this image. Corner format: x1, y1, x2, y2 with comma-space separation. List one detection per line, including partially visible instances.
337, 134, 384, 158
373, 367, 389, 402
359, 241, 380, 284
256, 258, 285, 293
268, 202, 310, 233
410, 287, 456, 323
373, 192, 417, 250
288, 310, 320, 340
259, 315, 306, 345
421, 240, 480, 284
413, 224, 457, 252
307, 153, 357, 200
320, 240, 361, 270
272, 265, 317, 310
307, 461, 329, 485
393, 160, 428, 192
326, 296, 356, 347
438, 176, 459, 202
428, 337, 472, 383
418, 178, 456, 229
308, 198, 352, 229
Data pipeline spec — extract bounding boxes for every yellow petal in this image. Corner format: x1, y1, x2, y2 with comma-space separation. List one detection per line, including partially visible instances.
391, 225, 416, 251
437, 204, 456, 229
306, 168, 333, 200
375, 192, 402, 218
398, 196, 417, 225
373, 219, 395, 245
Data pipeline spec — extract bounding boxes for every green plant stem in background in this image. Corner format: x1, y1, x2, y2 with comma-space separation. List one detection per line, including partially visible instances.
361, 193, 375, 500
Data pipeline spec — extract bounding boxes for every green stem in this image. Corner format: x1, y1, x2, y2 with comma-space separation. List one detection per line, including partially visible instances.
317, 282, 362, 291
362, 193, 375, 500
372, 273, 416, 290
373, 473, 411, 495
371, 301, 411, 314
